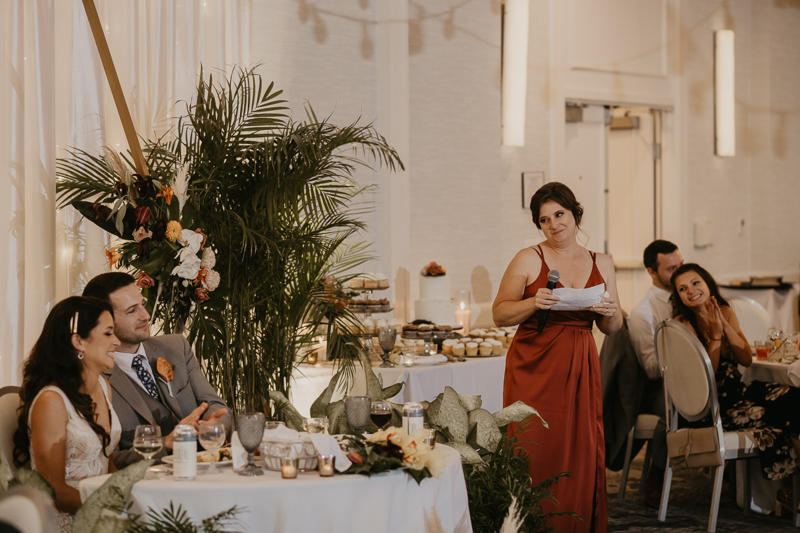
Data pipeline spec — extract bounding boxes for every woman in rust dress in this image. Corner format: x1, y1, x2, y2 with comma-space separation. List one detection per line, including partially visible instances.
493, 182, 622, 532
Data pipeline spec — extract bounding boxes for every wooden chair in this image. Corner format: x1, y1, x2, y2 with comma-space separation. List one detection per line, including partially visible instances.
616, 413, 660, 502
654, 319, 763, 533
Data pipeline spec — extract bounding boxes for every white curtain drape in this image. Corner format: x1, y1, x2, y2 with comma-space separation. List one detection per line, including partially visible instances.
0, 0, 251, 386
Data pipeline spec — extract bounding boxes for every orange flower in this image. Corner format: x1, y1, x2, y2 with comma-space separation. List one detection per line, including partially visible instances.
105, 248, 121, 270
156, 185, 174, 205
193, 269, 208, 287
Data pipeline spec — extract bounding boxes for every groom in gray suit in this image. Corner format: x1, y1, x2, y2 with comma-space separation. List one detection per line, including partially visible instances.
84, 272, 230, 468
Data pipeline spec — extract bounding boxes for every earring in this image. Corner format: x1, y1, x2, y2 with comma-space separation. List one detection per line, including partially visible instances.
78, 352, 84, 360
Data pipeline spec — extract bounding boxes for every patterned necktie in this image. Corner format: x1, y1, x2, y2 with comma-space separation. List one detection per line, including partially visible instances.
131, 354, 160, 400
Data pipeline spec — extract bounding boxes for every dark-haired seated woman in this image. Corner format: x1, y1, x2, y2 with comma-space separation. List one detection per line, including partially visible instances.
13, 297, 122, 532
671, 263, 800, 481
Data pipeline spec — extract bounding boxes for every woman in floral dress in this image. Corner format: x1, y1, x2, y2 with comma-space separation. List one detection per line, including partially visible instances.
671, 263, 800, 480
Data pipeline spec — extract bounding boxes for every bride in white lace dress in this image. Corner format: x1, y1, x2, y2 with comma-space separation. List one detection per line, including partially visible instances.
13, 297, 122, 532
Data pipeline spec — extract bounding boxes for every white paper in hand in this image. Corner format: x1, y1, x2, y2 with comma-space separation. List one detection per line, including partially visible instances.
551, 283, 605, 311
231, 431, 248, 470
308, 433, 352, 472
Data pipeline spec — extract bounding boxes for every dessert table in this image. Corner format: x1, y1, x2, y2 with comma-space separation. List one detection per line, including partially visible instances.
290, 356, 507, 417
80, 444, 472, 533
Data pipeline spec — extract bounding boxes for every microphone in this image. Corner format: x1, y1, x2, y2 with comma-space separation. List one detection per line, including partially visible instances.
537, 270, 560, 333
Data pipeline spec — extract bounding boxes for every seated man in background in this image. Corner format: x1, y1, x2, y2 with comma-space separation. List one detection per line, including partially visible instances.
627, 240, 683, 508
83, 272, 230, 468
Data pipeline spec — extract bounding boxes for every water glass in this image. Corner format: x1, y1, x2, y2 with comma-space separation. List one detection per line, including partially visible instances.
198, 420, 225, 474
265, 420, 286, 431
344, 396, 371, 433
133, 425, 162, 480
236, 412, 265, 476
423, 428, 437, 449
303, 417, 329, 434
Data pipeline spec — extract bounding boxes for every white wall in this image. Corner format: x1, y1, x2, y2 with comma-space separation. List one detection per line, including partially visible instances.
249, 0, 800, 324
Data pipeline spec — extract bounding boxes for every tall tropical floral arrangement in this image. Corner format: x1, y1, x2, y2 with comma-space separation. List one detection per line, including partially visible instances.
57, 67, 404, 412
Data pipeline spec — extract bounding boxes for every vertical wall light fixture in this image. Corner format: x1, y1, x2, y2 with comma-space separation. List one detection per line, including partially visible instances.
502, 0, 530, 147
714, 30, 735, 157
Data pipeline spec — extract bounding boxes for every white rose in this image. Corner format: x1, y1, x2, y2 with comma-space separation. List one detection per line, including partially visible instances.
203, 269, 221, 291
179, 229, 204, 255
200, 247, 216, 270
171, 253, 201, 280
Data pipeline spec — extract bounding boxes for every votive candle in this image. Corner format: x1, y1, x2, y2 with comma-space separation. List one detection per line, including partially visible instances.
318, 454, 336, 477
281, 457, 298, 479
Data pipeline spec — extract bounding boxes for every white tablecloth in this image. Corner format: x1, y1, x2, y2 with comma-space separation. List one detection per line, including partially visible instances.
291, 356, 507, 418
80, 444, 472, 533
739, 359, 796, 386
721, 285, 799, 334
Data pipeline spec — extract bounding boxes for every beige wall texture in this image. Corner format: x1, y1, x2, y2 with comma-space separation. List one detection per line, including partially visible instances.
250, 0, 800, 326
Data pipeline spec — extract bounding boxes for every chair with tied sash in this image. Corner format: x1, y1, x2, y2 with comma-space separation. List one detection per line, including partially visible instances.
654, 319, 777, 533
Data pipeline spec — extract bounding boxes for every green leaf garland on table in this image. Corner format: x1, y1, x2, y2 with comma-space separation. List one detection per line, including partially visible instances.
73, 460, 152, 532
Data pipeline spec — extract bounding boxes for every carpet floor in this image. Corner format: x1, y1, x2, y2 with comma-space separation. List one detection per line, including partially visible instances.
605, 447, 798, 532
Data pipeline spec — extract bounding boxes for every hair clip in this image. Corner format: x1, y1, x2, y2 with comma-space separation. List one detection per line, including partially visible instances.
70, 311, 80, 334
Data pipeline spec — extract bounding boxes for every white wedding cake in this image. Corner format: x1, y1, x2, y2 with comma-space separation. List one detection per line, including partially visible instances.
415, 273, 454, 325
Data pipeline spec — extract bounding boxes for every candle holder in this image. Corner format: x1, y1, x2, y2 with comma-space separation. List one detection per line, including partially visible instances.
281, 457, 299, 479
318, 454, 336, 477
455, 290, 471, 335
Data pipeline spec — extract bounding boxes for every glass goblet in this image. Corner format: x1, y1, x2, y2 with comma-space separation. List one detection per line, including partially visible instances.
198, 420, 226, 474
370, 400, 392, 430
236, 412, 265, 476
133, 425, 162, 480
377, 328, 397, 368
344, 396, 371, 433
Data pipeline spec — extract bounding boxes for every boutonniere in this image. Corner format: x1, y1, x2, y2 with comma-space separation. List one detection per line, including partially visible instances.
153, 357, 175, 398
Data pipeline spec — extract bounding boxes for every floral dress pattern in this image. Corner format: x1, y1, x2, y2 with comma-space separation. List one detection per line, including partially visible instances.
716, 358, 800, 480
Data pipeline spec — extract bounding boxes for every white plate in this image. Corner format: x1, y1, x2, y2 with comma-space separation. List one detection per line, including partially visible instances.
162, 449, 233, 467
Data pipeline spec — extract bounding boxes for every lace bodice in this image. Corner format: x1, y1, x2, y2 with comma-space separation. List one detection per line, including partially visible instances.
28, 377, 121, 489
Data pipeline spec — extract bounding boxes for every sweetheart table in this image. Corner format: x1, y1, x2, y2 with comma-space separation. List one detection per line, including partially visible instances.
290, 356, 507, 418
80, 444, 472, 533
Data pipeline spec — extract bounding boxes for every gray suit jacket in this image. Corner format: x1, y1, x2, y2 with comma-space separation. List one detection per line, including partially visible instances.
106, 334, 231, 468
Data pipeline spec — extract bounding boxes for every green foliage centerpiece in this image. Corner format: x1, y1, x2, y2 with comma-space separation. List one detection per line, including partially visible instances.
57, 67, 404, 412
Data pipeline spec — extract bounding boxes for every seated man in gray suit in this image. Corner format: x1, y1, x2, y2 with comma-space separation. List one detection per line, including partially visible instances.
83, 272, 230, 468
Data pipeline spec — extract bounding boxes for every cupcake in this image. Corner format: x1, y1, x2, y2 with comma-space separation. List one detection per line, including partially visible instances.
490, 339, 503, 355
388, 318, 401, 332
363, 273, 379, 289
376, 273, 389, 289
471, 337, 484, 344
452, 343, 465, 356
479, 342, 493, 356
442, 339, 456, 355
494, 331, 507, 345
484, 332, 496, 340
403, 324, 419, 338
349, 277, 364, 289
466, 342, 479, 356
417, 324, 433, 339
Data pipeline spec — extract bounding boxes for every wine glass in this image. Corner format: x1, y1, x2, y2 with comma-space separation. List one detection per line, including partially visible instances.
236, 412, 265, 476
370, 400, 392, 430
377, 328, 397, 368
133, 425, 162, 480
198, 420, 226, 474
303, 417, 329, 434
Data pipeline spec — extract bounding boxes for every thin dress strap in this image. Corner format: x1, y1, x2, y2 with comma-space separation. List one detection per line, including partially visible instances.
589, 250, 597, 263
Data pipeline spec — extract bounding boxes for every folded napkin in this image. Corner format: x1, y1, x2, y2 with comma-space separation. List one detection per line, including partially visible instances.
307, 433, 352, 472
231, 431, 247, 470
787, 360, 800, 387
262, 425, 305, 443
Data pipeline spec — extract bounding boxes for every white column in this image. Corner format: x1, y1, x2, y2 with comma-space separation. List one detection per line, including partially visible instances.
376, 0, 411, 323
